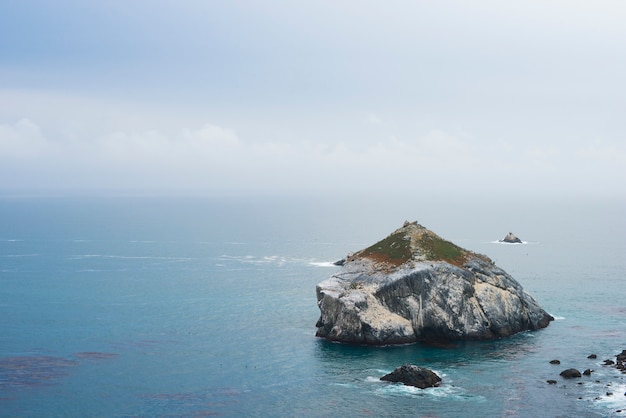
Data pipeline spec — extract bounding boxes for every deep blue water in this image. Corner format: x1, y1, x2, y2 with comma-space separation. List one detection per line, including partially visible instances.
1, 194, 625, 417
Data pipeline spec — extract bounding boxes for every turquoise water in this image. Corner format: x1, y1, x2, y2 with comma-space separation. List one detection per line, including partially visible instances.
1, 194, 625, 417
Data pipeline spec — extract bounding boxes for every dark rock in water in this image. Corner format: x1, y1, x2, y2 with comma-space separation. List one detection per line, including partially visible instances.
588, 354, 597, 359
499, 232, 522, 243
583, 369, 593, 376
380, 364, 441, 389
547, 379, 557, 384
616, 350, 626, 362
333, 252, 354, 266
550, 359, 561, 364
560, 368, 582, 378
604, 359, 616, 366
315, 221, 553, 345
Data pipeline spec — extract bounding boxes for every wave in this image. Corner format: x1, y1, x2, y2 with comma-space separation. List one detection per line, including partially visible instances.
490, 240, 536, 245
70, 254, 193, 260
308, 261, 337, 267
595, 383, 626, 410
369, 376, 484, 402
216, 254, 339, 268
588, 381, 626, 414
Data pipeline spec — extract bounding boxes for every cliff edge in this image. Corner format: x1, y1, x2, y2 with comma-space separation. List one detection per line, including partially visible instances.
315, 221, 553, 345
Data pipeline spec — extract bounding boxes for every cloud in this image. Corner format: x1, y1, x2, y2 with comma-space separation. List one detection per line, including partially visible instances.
0, 118, 467, 190
577, 138, 626, 165
93, 124, 240, 166
1, 115, 623, 196
0, 89, 624, 197
0, 118, 51, 158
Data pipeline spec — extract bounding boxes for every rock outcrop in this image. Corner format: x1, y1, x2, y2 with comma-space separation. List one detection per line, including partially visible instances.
315, 221, 553, 345
560, 368, 582, 378
380, 364, 441, 388
500, 232, 522, 243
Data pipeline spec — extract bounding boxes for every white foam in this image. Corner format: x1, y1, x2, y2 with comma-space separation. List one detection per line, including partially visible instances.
309, 261, 337, 267
218, 254, 339, 268
366, 370, 483, 402
372, 380, 483, 402
591, 381, 626, 412
490, 240, 534, 245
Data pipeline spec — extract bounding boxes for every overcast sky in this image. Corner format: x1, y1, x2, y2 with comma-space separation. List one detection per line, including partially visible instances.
1, 0, 625, 197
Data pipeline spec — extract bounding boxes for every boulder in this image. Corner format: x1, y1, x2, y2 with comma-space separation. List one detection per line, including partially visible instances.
500, 232, 522, 244
560, 368, 582, 378
380, 364, 441, 389
315, 221, 553, 345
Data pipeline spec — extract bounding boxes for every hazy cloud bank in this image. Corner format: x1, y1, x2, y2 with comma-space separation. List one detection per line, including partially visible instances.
1, 115, 623, 196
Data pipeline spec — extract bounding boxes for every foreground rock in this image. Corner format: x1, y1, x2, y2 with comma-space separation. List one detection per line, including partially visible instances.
560, 368, 582, 378
380, 364, 441, 388
500, 232, 523, 243
315, 221, 553, 345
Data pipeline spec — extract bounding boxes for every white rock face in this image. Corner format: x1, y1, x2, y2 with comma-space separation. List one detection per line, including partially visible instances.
315, 222, 553, 345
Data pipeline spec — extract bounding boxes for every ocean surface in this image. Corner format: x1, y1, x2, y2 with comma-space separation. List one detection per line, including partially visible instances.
1, 193, 625, 417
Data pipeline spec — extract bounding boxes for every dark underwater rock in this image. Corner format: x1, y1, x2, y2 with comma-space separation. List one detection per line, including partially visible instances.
380, 364, 441, 389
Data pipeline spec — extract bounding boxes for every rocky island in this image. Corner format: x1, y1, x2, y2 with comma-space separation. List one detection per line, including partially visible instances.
315, 221, 553, 345
500, 232, 523, 244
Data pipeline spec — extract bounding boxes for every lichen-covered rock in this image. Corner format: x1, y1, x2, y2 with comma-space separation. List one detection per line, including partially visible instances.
380, 364, 441, 388
315, 221, 553, 345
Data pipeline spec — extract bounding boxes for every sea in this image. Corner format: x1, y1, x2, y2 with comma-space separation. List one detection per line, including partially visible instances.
0, 193, 625, 417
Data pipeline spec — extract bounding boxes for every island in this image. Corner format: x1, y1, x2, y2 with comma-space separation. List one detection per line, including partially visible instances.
315, 221, 553, 345
500, 232, 523, 244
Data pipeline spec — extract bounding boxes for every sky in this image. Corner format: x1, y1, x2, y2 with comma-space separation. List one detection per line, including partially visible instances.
1, 0, 625, 197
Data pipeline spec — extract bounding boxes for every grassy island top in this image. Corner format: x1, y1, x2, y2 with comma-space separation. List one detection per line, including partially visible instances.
356, 221, 472, 268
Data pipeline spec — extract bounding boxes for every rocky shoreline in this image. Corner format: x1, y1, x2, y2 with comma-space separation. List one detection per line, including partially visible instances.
546, 348, 626, 413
